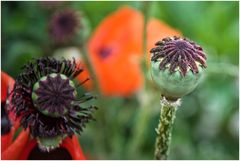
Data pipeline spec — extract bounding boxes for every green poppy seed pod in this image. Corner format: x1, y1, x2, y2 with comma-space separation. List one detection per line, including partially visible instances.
150, 36, 207, 100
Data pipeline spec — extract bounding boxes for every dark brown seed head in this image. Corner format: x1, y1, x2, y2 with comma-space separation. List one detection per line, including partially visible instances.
150, 36, 207, 76
49, 9, 80, 44
32, 74, 76, 117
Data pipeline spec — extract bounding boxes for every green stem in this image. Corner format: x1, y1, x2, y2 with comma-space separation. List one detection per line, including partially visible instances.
79, 40, 100, 94
141, 1, 152, 76
154, 97, 181, 160
142, 1, 150, 67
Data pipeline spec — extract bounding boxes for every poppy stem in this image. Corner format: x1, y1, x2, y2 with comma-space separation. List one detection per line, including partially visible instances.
79, 45, 100, 93
154, 97, 181, 160
142, 1, 152, 74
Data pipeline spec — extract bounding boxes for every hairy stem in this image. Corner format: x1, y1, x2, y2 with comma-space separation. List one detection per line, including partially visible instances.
154, 97, 181, 160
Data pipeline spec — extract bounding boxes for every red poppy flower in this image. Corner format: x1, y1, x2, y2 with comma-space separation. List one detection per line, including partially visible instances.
2, 131, 86, 160
1, 71, 87, 160
1, 71, 19, 153
1, 71, 30, 160
88, 6, 181, 96
88, 6, 143, 96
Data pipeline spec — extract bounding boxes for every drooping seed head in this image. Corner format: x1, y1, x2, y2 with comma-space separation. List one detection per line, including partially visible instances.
150, 36, 207, 100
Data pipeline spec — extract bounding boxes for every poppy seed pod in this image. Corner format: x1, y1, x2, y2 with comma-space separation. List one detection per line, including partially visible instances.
49, 9, 81, 44
150, 36, 207, 100
10, 57, 97, 151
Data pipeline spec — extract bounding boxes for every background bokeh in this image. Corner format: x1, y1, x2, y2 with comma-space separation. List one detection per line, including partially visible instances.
1, 1, 239, 160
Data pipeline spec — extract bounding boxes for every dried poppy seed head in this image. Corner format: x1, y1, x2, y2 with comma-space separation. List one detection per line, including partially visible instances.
150, 36, 207, 100
49, 9, 80, 44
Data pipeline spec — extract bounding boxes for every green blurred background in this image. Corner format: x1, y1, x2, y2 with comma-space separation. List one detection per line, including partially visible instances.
1, 1, 239, 160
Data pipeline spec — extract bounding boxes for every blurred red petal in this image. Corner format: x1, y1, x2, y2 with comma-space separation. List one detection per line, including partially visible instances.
88, 6, 143, 96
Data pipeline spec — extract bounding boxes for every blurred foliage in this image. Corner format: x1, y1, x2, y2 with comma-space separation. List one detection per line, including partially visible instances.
1, 1, 239, 160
